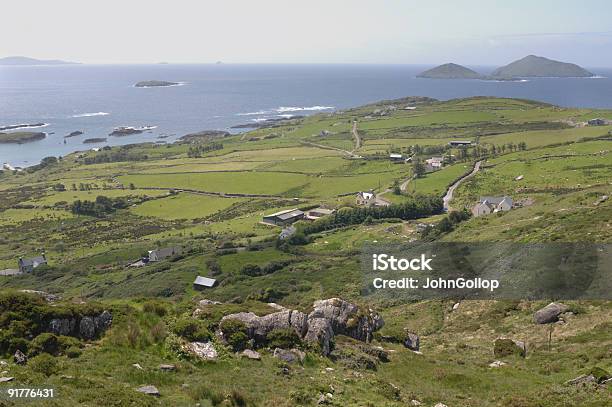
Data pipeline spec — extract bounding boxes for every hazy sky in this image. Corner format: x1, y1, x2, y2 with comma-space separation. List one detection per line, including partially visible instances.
2, 0, 611, 66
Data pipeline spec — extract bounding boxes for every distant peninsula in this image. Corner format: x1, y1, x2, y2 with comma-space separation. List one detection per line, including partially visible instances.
491, 55, 594, 78
134, 80, 180, 88
0, 56, 79, 66
0, 131, 46, 144
418, 55, 594, 80
417, 63, 483, 79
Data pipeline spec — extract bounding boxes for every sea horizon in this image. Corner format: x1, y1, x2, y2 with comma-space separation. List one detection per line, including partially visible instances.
2, 63, 612, 167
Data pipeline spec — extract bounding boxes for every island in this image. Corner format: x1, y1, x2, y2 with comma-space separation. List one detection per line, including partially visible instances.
417, 63, 483, 79
0, 123, 47, 131
0, 131, 46, 144
65, 130, 84, 138
83, 138, 107, 144
134, 80, 180, 88
0, 56, 79, 65
491, 55, 594, 78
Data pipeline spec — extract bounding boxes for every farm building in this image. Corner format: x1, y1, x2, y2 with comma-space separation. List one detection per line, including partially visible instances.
193, 276, 216, 290
587, 118, 607, 126
18, 254, 47, 273
425, 157, 444, 172
356, 191, 376, 207
262, 208, 304, 226
472, 196, 513, 217
148, 247, 182, 262
389, 153, 404, 162
305, 207, 335, 220
449, 140, 472, 147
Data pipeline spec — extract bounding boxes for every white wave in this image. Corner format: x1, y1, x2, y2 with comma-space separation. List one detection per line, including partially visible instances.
588, 75, 607, 79
276, 105, 334, 113
237, 110, 270, 116
277, 114, 296, 118
71, 112, 110, 118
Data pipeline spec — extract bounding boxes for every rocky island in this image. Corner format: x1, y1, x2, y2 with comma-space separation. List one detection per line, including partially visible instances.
0, 131, 46, 144
134, 80, 180, 88
65, 130, 84, 138
83, 138, 107, 144
417, 63, 483, 79
491, 55, 594, 78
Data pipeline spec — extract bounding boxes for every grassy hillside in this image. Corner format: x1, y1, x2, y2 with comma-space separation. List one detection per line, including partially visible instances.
0, 96, 610, 406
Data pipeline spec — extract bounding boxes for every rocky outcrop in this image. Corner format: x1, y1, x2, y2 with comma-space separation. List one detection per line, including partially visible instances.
183, 341, 218, 360
136, 385, 160, 396
48, 310, 112, 340
273, 348, 305, 364
534, 302, 568, 324
14, 350, 27, 365
241, 349, 261, 360
404, 333, 420, 351
219, 298, 384, 356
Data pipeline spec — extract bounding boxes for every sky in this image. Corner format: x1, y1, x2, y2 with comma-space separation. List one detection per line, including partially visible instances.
2, 0, 612, 67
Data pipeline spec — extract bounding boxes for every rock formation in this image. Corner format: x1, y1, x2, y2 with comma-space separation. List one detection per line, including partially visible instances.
219, 298, 384, 355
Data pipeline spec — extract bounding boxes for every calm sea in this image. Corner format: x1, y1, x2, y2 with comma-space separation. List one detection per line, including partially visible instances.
1, 64, 611, 167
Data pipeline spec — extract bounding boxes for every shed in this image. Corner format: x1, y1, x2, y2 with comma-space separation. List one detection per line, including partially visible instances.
193, 276, 216, 290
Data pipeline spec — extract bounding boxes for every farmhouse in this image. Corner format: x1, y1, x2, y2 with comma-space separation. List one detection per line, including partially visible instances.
425, 157, 444, 172
262, 208, 304, 226
449, 140, 472, 147
356, 191, 376, 207
305, 207, 335, 220
193, 276, 216, 290
18, 254, 47, 273
389, 153, 404, 162
148, 246, 182, 262
472, 196, 513, 217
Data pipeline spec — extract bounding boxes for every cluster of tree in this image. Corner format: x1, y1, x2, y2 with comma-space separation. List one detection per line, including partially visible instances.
26, 156, 60, 173
187, 142, 223, 158
83, 150, 148, 165
70, 195, 129, 217
240, 259, 293, 277
421, 209, 471, 239
299, 195, 443, 235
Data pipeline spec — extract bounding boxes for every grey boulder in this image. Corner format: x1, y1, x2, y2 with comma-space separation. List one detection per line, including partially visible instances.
534, 302, 568, 324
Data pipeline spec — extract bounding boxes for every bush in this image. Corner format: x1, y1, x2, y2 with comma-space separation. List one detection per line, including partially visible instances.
29, 333, 60, 356
219, 319, 248, 352
65, 346, 82, 359
266, 328, 301, 349
29, 354, 59, 376
173, 318, 211, 342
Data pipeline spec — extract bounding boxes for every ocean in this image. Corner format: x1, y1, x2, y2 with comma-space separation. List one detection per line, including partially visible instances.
1, 64, 611, 167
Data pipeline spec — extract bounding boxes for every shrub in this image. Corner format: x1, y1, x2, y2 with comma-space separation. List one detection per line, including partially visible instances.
65, 346, 82, 359
266, 328, 301, 349
150, 321, 168, 343
219, 319, 248, 352
173, 318, 211, 342
494, 338, 525, 358
29, 333, 60, 356
29, 354, 59, 376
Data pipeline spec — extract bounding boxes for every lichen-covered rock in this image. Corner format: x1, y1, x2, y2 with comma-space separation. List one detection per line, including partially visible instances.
79, 317, 96, 340
13, 350, 27, 365
273, 348, 305, 364
534, 302, 568, 324
308, 298, 384, 343
220, 309, 308, 345
241, 349, 261, 360
404, 332, 420, 351
136, 385, 160, 396
49, 318, 76, 336
304, 318, 334, 355
93, 311, 113, 332
184, 341, 218, 360
219, 298, 384, 356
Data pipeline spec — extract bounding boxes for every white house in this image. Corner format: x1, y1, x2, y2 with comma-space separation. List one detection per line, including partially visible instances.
472, 196, 513, 217
356, 191, 376, 206
425, 157, 444, 172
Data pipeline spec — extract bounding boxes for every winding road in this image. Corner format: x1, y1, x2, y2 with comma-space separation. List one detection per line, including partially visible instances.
351, 121, 362, 152
443, 160, 482, 211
